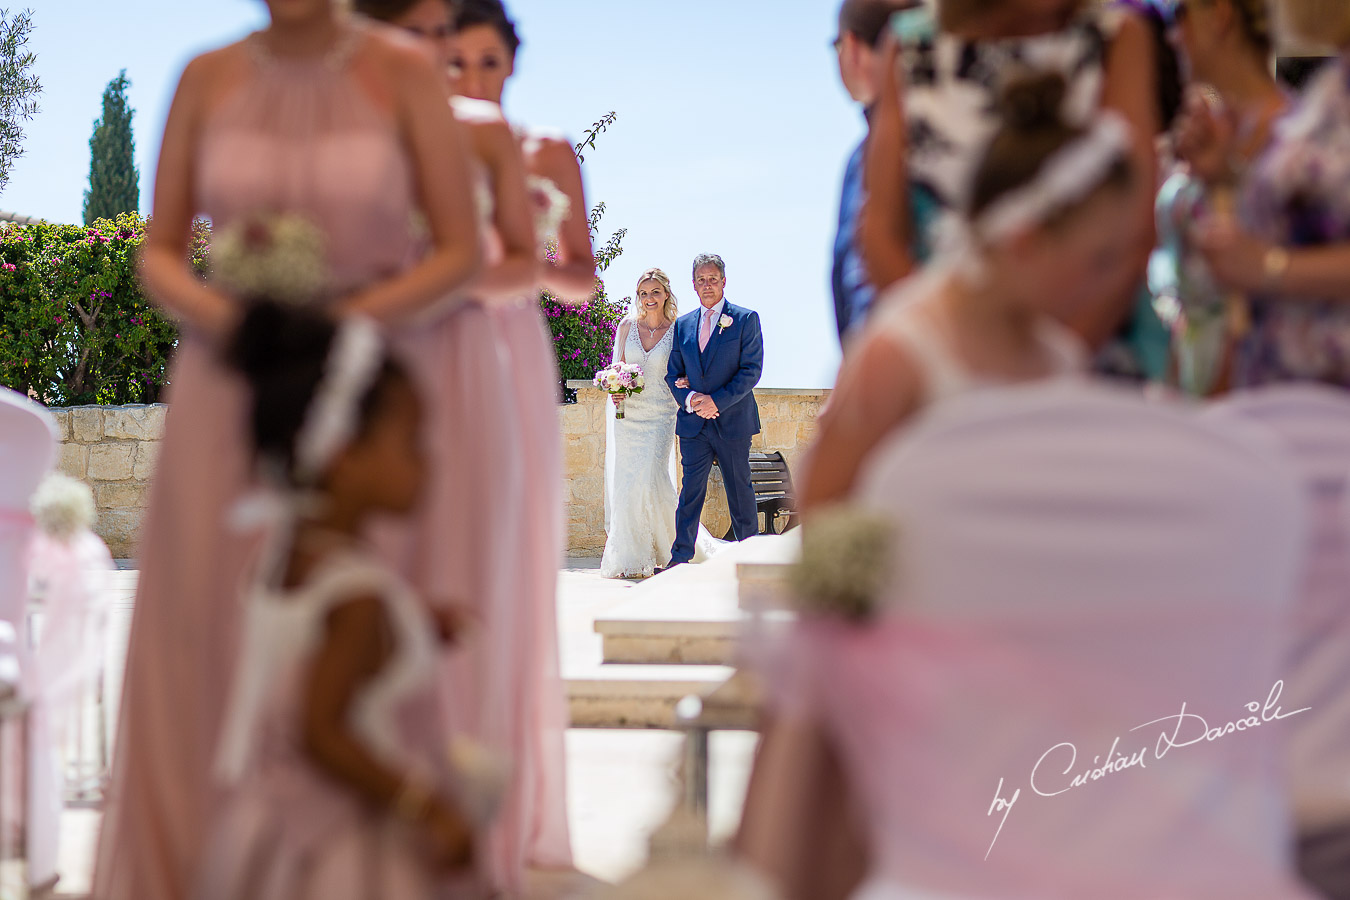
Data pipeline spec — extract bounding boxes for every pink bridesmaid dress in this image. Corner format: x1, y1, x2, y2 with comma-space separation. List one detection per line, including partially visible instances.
489, 296, 573, 879
93, 20, 424, 900
383, 148, 570, 887
377, 160, 533, 890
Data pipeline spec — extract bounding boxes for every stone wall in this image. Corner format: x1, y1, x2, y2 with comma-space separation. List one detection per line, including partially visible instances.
560, 383, 829, 556
51, 387, 829, 559
49, 405, 163, 559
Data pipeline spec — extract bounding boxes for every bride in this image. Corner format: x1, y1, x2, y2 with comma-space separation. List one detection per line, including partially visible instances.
601, 269, 717, 578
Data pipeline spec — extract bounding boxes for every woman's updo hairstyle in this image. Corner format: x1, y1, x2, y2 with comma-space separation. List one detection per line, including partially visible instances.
968, 71, 1133, 229
449, 0, 522, 56
225, 302, 407, 486
1229, 0, 1275, 56
352, 0, 427, 21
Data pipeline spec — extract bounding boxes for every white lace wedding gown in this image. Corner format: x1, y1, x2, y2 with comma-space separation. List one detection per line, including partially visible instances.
600, 324, 718, 578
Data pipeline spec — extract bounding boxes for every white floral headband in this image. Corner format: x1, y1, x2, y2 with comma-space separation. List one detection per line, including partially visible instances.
293, 316, 385, 484
974, 112, 1133, 245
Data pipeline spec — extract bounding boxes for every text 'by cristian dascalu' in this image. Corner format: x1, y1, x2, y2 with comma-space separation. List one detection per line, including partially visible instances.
984, 680, 1309, 859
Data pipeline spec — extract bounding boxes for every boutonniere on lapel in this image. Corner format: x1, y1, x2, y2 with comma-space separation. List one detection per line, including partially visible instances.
718, 314, 733, 334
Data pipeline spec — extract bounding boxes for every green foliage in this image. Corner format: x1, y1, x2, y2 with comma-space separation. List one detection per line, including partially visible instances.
0, 214, 203, 406
538, 111, 631, 398
573, 111, 617, 164
540, 286, 627, 385
0, 8, 40, 195
84, 70, 140, 225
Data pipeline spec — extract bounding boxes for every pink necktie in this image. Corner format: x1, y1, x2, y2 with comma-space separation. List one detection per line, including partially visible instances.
699, 307, 715, 352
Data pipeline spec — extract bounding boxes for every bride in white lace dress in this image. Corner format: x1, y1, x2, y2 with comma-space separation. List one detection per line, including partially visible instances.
601, 269, 717, 578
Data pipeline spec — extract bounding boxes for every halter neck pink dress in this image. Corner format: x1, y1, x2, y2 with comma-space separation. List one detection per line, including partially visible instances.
372, 108, 544, 890
94, 22, 423, 900
488, 292, 573, 883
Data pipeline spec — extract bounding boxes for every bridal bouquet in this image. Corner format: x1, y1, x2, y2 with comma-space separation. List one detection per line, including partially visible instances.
789, 504, 896, 621
211, 212, 328, 305
593, 362, 645, 419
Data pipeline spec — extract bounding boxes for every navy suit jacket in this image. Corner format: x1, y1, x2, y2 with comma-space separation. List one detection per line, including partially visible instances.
666, 300, 763, 441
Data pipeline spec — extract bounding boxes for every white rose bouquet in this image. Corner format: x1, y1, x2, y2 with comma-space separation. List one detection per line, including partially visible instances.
592, 362, 645, 419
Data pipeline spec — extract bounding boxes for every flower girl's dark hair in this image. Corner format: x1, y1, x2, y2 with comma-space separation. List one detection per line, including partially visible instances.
224, 302, 406, 486
352, 0, 428, 20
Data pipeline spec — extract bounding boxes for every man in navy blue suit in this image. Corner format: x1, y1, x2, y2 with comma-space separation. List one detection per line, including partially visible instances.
658, 253, 764, 572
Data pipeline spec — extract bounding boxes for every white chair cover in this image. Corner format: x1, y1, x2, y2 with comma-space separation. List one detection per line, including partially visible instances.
0, 388, 54, 662
777, 379, 1315, 899
1206, 384, 1350, 833
0, 389, 57, 886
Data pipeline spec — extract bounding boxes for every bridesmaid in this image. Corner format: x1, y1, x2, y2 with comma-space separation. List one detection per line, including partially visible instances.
447, 0, 596, 888
94, 2, 481, 898
352, 2, 545, 893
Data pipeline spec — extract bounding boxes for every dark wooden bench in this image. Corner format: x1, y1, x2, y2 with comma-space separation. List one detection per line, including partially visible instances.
711, 451, 798, 540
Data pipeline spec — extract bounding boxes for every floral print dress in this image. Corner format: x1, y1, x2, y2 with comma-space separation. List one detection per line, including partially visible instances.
1238, 59, 1350, 388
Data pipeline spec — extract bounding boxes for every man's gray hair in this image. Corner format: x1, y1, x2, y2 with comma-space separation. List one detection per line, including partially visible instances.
692, 253, 726, 279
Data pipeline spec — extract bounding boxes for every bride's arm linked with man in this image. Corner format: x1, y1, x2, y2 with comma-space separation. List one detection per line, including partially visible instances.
657, 253, 765, 574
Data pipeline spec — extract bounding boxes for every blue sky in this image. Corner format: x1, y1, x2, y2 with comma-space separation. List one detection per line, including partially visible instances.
6, 0, 864, 387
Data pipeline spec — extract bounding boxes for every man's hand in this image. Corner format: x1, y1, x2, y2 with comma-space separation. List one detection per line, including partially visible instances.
691, 394, 719, 419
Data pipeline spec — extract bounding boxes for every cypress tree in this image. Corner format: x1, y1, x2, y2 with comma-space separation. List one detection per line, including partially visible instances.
83, 70, 139, 224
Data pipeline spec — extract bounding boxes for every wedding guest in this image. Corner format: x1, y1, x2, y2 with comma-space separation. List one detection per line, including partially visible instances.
447, 0, 595, 890
1153, 0, 1285, 395
859, 0, 1158, 352
197, 303, 475, 900
94, 2, 482, 897
830, 0, 917, 343
800, 72, 1136, 510
1196, 0, 1350, 389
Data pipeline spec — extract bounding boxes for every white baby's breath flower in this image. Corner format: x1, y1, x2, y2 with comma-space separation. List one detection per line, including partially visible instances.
30, 473, 96, 540
212, 213, 328, 305
789, 505, 896, 621
528, 175, 572, 257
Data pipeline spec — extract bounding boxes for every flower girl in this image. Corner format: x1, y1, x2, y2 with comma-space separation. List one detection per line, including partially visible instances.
196, 302, 486, 900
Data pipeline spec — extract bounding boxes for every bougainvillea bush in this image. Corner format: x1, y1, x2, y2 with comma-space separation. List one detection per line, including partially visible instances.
541, 285, 626, 384
0, 214, 206, 406
1, 212, 617, 407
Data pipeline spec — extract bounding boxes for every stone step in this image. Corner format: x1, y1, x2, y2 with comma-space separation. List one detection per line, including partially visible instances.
566, 663, 734, 729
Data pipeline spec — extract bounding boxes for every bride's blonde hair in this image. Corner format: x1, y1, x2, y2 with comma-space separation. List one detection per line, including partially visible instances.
630, 268, 679, 325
